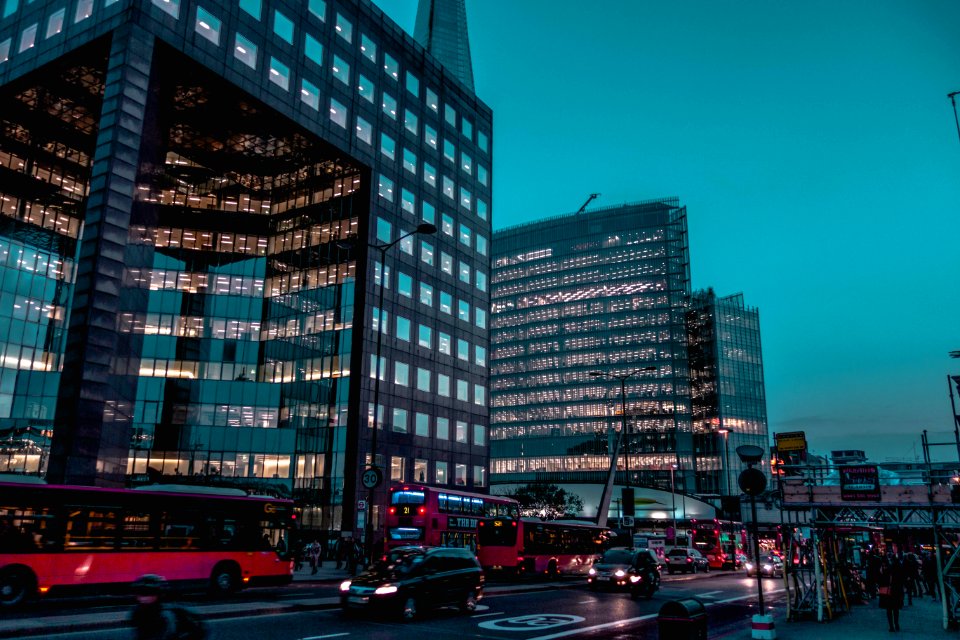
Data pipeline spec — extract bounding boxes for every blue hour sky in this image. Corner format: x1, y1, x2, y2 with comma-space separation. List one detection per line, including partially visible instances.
375, 1, 960, 462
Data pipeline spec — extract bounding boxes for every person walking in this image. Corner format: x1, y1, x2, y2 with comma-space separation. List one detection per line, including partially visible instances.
903, 551, 920, 606
878, 553, 905, 632
308, 539, 322, 575
922, 552, 940, 600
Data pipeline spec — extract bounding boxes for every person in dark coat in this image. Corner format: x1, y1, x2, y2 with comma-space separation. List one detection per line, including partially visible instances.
879, 554, 905, 632
922, 552, 940, 600
903, 552, 920, 606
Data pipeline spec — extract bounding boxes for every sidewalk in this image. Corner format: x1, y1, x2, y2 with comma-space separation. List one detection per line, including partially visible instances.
720, 594, 954, 640
291, 562, 356, 583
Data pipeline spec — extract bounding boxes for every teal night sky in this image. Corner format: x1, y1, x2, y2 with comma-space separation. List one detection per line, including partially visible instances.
376, 1, 960, 462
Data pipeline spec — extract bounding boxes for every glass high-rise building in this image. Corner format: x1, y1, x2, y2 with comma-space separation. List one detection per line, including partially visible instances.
0, 0, 492, 538
490, 200, 696, 515
688, 289, 768, 498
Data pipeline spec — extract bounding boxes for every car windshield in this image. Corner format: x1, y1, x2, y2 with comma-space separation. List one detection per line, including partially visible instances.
367, 550, 425, 578
601, 550, 634, 564
668, 549, 688, 557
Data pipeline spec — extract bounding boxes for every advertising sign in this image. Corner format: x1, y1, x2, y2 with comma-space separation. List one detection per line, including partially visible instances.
840, 465, 881, 501
775, 431, 807, 452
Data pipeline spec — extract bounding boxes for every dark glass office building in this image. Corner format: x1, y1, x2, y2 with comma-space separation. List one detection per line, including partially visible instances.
688, 289, 768, 498
0, 0, 492, 537
490, 200, 697, 512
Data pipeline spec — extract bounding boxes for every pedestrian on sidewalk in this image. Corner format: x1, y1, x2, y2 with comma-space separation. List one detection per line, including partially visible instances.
308, 539, 322, 575
922, 552, 940, 600
903, 551, 921, 606
878, 552, 905, 632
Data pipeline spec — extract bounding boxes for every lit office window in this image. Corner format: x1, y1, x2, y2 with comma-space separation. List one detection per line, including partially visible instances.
193, 7, 220, 44
401, 189, 415, 214
400, 234, 413, 255
459, 223, 471, 248
443, 139, 455, 164
0, 39, 9, 64
441, 214, 453, 236
423, 162, 436, 189
438, 375, 450, 398
396, 316, 411, 341
234, 33, 257, 69
378, 174, 394, 202
46, 8, 65, 38
475, 270, 487, 292
307, 0, 325, 21
404, 110, 418, 136
356, 116, 372, 145
300, 79, 320, 110
440, 252, 452, 275
475, 346, 486, 367
329, 98, 347, 128
457, 339, 468, 361
420, 241, 434, 266
418, 325, 432, 349
444, 104, 456, 127
392, 410, 407, 435
391, 456, 406, 481
382, 92, 397, 119
239, 0, 260, 20
460, 187, 472, 211
74, 0, 93, 22
369, 354, 386, 380
458, 299, 470, 321
380, 133, 395, 160
403, 148, 417, 175
358, 74, 374, 102
415, 459, 428, 482
473, 466, 486, 487
476, 234, 488, 256
474, 384, 486, 406
394, 362, 409, 387
384, 53, 398, 81
335, 13, 352, 43
419, 282, 433, 307
425, 124, 437, 150
273, 10, 293, 43
478, 164, 488, 186
477, 198, 488, 220
422, 201, 436, 224
332, 54, 349, 85
397, 272, 413, 298
456, 421, 468, 443
438, 333, 451, 355
461, 152, 472, 175
304, 33, 322, 65
361, 34, 376, 63
435, 460, 448, 483
19, 24, 37, 52
151, 0, 178, 19
426, 88, 438, 113
462, 118, 473, 141
439, 291, 452, 315
416, 369, 430, 392
415, 413, 430, 437
406, 71, 419, 97
268, 57, 289, 90
442, 176, 454, 201
475, 308, 486, 329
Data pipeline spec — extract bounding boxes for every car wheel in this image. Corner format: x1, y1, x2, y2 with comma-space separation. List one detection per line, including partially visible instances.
401, 596, 417, 622
460, 592, 477, 613
692, 565, 698, 574
0, 567, 35, 608
705, 564, 710, 573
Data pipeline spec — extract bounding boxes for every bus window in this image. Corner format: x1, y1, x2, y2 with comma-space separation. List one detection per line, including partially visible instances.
391, 490, 425, 506
64, 508, 118, 550
159, 511, 199, 549
120, 510, 154, 549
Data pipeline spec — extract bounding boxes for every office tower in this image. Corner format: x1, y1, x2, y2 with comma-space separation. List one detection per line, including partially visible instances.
0, 0, 492, 538
688, 289, 769, 498
490, 200, 695, 518
414, 0, 474, 92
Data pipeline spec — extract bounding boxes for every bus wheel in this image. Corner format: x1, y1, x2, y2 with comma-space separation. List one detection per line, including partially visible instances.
0, 566, 36, 608
460, 591, 477, 613
209, 562, 241, 596
401, 596, 417, 621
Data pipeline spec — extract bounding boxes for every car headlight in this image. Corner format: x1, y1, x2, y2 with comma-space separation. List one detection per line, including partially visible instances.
614, 569, 625, 578
763, 564, 773, 571
745, 563, 754, 571
588, 568, 596, 576
629, 575, 642, 583
374, 585, 398, 595
339, 580, 352, 592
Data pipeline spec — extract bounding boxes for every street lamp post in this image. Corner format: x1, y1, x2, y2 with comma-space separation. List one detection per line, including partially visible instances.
342, 222, 436, 564
590, 366, 656, 526
670, 463, 678, 545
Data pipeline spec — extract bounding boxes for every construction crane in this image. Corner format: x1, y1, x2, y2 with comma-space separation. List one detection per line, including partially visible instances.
576, 193, 600, 214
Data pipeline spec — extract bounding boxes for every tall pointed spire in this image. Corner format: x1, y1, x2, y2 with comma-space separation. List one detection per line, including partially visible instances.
414, 0, 475, 92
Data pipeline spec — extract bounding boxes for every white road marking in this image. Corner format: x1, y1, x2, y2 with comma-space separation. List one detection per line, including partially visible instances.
711, 587, 786, 604
695, 590, 722, 598
301, 634, 349, 640
577, 600, 595, 604
471, 611, 505, 618
525, 613, 659, 640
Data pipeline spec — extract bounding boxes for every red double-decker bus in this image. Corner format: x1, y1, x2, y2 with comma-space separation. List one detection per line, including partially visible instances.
692, 519, 746, 569
0, 478, 293, 607
476, 516, 611, 577
384, 485, 519, 552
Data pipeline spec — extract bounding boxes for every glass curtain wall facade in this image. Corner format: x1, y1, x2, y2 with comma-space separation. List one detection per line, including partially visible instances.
688, 290, 768, 497
490, 200, 694, 496
0, 0, 492, 539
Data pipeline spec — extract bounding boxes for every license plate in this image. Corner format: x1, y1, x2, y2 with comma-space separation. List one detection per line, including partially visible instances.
348, 596, 369, 604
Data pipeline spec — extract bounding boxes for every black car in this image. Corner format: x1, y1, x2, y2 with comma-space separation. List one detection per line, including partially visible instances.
587, 548, 661, 599
746, 554, 784, 578
340, 546, 483, 621
665, 548, 710, 574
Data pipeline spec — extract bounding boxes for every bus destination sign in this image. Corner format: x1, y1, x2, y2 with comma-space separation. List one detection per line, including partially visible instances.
448, 516, 479, 530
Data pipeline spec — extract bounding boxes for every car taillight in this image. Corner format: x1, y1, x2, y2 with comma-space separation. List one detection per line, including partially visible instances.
687, 557, 693, 563
388, 507, 396, 515
418, 506, 427, 515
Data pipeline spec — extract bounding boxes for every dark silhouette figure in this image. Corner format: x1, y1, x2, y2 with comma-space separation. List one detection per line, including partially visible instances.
130, 574, 205, 640
922, 552, 940, 600
903, 552, 921, 605
878, 554, 905, 632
